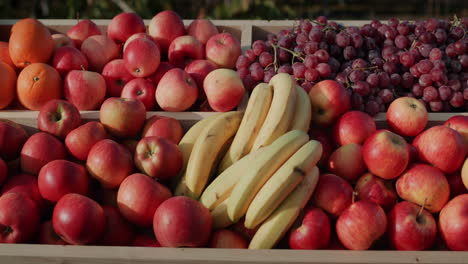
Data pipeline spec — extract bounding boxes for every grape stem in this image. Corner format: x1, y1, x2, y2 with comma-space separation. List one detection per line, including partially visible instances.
271, 43, 279, 72
270, 43, 305, 63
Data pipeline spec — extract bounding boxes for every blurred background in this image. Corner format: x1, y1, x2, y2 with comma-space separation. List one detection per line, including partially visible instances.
0, 0, 467, 20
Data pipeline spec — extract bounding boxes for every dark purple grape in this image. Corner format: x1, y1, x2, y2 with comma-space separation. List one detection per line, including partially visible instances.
319, 41, 329, 51
415, 25, 426, 37
416, 59, 434, 74
425, 18, 439, 31
336, 32, 351, 48
237, 68, 249, 79
450, 60, 462, 73
419, 32, 434, 44
371, 58, 384, 69
249, 62, 264, 82
304, 41, 319, 55
252, 40, 268, 56
325, 31, 337, 44
448, 79, 462, 91
278, 49, 291, 63
292, 62, 306, 79
418, 44, 433, 57
383, 38, 395, 47
245, 49, 256, 62
446, 44, 457, 57
410, 65, 422, 78
305, 68, 319, 82
316, 16, 328, 25
383, 62, 397, 74
366, 73, 379, 87
367, 49, 381, 61
438, 85, 452, 101
397, 22, 410, 35
293, 45, 304, 55
350, 34, 364, 49
343, 46, 357, 60
328, 57, 341, 73
352, 58, 368, 69
315, 49, 329, 63
434, 28, 447, 43
304, 55, 318, 69
348, 70, 366, 83
390, 73, 402, 86
454, 40, 467, 55
460, 54, 468, 69
412, 83, 424, 97
301, 81, 314, 93
450, 26, 464, 40
309, 28, 323, 42
422, 86, 439, 102
278, 64, 293, 74
242, 74, 257, 91
464, 88, 468, 100
433, 60, 446, 71
365, 100, 380, 116
365, 37, 378, 50
382, 46, 397, 60
419, 73, 433, 87
371, 19, 382, 29
429, 100, 443, 112
263, 67, 275, 83
300, 20, 313, 33
352, 81, 371, 96
236, 55, 251, 69
428, 48, 443, 61
351, 93, 364, 108
401, 72, 414, 89
385, 27, 398, 40
378, 72, 391, 88
395, 35, 409, 49
296, 33, 309, 45
388, 17, 399, 28
316, 63, 331, 78
335, 72, 347, 84
450, 92, 464, 108
379, 89, 394, 103
400, 51, 415, 67
259, 52, 274, 68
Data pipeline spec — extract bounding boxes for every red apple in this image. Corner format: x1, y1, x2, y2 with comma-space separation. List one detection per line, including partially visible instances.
38, 160, 89, 202
396, 163, 450, 213
355, 172, 397, 212
203, 68, 245, 112
134, 136, 182, 180
0, 119, 28, 161
99, 97, 146, 138
444, 115, 468, 145
132, 233, 161, 247
51, 33, 74, 49
81, 35, 119, 72
121, 78, 156, 111
155, 68, 198, 111
97, 206, 134, 246
328, 143, 366, 182
413, 125, 467, 174
0, 192, 40, 243
168, 35, 204, 69
362, 129, 409, 180
209, 229, 248, 248
386, 97, 428, 137
65, 121, 108, 161
153, 196, 212, 248
308, 80, 351, 126
336, 200, 387, 250
288, 207, 331, 249
39, 220, 67, 245
448, 171, 467, 198
120, 139, 138, 157
123, 33, 156, 53
185, 59, 218, 100
147, 61, 175, 86
205, 33, 241, 69
20, 132, 66, 175
231, 218, 258, 242
148, 10, 185, 53
0, 158, 6, 186
124, 38, 161, 78
107, 12, 146, 44
308, 127, 333, 168
0, 173, 43, 209
387, 201, 437, 250
332, 111, 376, 145
141, 115, 183, 144
52, 46, 88, 76
117, 173, 171, 227
66, 19, 102, 48
37, 99, 81, 138
439, 194, 468, 250
64, 69, 107, 110
86, 139, 133, 189
311, 173, 353, 218
52, 193, 106, 245
408, 144, 419, 164
187, 19, 219, 45
102, 59, 135, 97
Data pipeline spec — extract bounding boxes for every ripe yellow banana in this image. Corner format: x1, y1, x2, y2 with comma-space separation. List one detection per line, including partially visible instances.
185, 111, 243, 199
251, 73, 297, 151
289, 86, 312, 132
248, 166, 320, 249
244, 140, 322, 229
211, 197, 234, 230
227, 130, 309, 222
218, 83, 273, 173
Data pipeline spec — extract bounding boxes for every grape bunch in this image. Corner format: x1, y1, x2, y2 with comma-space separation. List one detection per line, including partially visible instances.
236, 16, 468, 116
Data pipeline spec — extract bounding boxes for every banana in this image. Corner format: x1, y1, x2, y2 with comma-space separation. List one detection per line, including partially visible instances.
289, 85, 312, 132
244, 140, 323, 229
218, 83, 273, 173
227, 130, 309, 222
185, 111, 243, 199
211, 197, 234, 230
251, 73, 297, 151
248, 166, 320, 249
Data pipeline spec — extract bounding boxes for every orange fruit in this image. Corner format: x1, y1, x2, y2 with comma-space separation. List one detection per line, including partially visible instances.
0, 61, 17, 109
0, 41, 15, 69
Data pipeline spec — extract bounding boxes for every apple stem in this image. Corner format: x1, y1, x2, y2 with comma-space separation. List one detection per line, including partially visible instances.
80, 65, 85, 71
417, 198, 428, 218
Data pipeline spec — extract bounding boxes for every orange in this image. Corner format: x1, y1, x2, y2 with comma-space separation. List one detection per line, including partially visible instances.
0, 61, 17, 109
0, 41, 15, 69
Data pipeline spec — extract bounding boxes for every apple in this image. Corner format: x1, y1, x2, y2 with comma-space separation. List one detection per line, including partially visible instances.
386, 97, 428, 137
336, 200, 387, 250
187, 19, 219, 45
37, 99, 81, 138
231, 218, 258, 242
117, 173, 171, 227
413, 125, 467, 174
0, 119, 28, 161
107, 12, 146, 43
65, 121, 108, 161
311, 173, 353, 218
81, 35, 119, 72
20, 132, 66, 175
387, 201, 437, 250
308, 127, 333, 168
99, 97, 146, 138
38, 159, 89, 202
328, 143, 366, 182
308, 80, 351, 126
396, 163, 450, 213
51, 33, 74, 49
124, 38, 161, 78
209, 229, 248, 248
148, 10, 186, 53
121, 78, 156, 111
0, 173, 43, 209
123, 33, 156, 53
0, 158, 6, 186
120, 139, 139, 157
332, 111, 376, 145
147, 61, 175, 86
439, 194, 468, 250
52, 46, 88, 76
448, 171, 467, 198
362, 129, 409, 180
168, 35, 204, 69
39, 220, 67, 245
141, 115, 183, 144
288, 207, 331, 249
328, 234, 346, 250
134, 136, 183, 180
102, 59, 135, 97
155, 68, 198, 111
86, 139, 134, 189
408, 144, 419, 164
203, 68, 245, 112
52, 193, 106, 245
66, 19, 102, 48
185, 59, 218, 100
0, 192, 40, 243
97, 206, 134, 246
444, 115, 468, 145
205, 33, 242, 69
64, 69, 107, 110
153, 196, 212, 248
132, 233, 161, 247
355, 172, 397, 212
